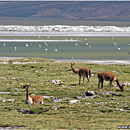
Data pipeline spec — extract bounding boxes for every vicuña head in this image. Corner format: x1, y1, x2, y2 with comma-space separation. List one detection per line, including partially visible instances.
71, 63, 92, 86
22, 84, 45, 105
98, 71, 124, 91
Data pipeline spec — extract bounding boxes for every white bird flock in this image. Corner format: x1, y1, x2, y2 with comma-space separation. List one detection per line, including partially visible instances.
1, 36, 128, 59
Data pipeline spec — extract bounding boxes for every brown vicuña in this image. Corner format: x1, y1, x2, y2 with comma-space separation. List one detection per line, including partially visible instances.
22, 84, 45, 104
98, 71, 124, 91
71, 63, 92, 86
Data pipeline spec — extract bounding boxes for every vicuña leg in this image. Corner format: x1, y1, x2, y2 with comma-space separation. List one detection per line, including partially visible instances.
83, 77, 85, 87
79, 75, 81, 85
109, 80, 113, 91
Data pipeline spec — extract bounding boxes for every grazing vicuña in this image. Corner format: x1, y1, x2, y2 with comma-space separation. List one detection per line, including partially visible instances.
71, 63, 92, 86
98, 71, 124, 91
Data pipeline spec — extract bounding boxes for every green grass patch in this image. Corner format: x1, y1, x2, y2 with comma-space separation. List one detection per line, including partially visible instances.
0, 57, 130, 129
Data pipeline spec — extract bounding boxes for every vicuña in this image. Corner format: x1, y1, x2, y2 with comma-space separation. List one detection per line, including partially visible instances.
22, 84, 45, 104
71, 63, 92, 86
98, 71, 124, 91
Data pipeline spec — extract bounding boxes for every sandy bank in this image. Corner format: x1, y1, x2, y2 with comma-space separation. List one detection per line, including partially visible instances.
57, 59, 130, 65
0, 57, 130, 65
0, 31, 130, 37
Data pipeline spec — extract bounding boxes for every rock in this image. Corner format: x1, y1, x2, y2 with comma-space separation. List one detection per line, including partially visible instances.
85, 102, 90, 105
120, 82, 130, 86
105, 92, 111, 95
15, 109, 34, 114
0, 92, 11, 94
7, 99, 15, 102
53, 97, 70, 102
0, 126, 24, 130
51, 80, 63, 85
11, 92, 21, 95
69, 100, 79, 104
0, 92, 21, 95
85, 91, 95, 96
43, 95, 54, 99
119, 108, 124, 111
52, 106, 59, 110
99, 92, 118, 96
61, 85, 67, 88
0, 96, 14, 102
109, 98, 117, 100
44, 69, 47, 72
76, 91, 97, 99
111, 92, 118, 96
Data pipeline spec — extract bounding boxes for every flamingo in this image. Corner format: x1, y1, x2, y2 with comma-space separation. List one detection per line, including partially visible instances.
72, 57, 75, 60
44, 42, 48, 46
54, 49, 58, 52
3, 43, 5, 47
113, 42, 117, 46
14, 47, 17, 51
25, 43, 29, 47
118, 48, 121, 51
39, 44, 41, 48
89, 45, 91, 49
85, 43, 88, 46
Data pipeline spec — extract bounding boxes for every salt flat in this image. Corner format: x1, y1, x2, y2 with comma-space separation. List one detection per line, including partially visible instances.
0, 31, 130, 37
57, 59, 130, 65
0, 57, 130, 65
0, 39, 78, 42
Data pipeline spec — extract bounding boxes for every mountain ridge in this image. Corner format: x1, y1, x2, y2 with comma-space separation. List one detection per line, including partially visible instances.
0, 1, 130, 22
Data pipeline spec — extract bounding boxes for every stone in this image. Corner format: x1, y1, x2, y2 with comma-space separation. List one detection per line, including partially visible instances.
85, 91, 95, 96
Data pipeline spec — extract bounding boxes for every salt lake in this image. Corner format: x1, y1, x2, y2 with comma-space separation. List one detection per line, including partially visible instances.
0, 35, 130, 60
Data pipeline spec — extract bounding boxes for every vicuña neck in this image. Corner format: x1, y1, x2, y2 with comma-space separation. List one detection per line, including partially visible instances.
26, 87, 29, 99
116, 78, 122, 89
71, 66, 78, 73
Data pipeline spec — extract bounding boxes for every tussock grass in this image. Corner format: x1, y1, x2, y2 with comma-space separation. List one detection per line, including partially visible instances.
0, 57, 130, 129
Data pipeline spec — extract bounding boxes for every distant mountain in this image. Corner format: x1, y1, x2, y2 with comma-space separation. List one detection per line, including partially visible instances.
0, 1, 130, 21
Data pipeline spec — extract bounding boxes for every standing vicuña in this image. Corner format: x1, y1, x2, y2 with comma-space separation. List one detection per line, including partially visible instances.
71, 63, 92, 86
22, 84, 45, 104
98, 71, 124, 91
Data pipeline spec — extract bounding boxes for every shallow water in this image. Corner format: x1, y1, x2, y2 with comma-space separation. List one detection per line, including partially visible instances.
0, 36, 130, 60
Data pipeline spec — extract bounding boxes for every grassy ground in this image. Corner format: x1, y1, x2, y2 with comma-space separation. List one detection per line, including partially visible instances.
0, 57, 130, 129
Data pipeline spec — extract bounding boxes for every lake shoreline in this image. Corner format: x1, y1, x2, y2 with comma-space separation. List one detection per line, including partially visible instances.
0, 57, 130, 65
57, 59, 130, 65
0, 31, 130, 37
